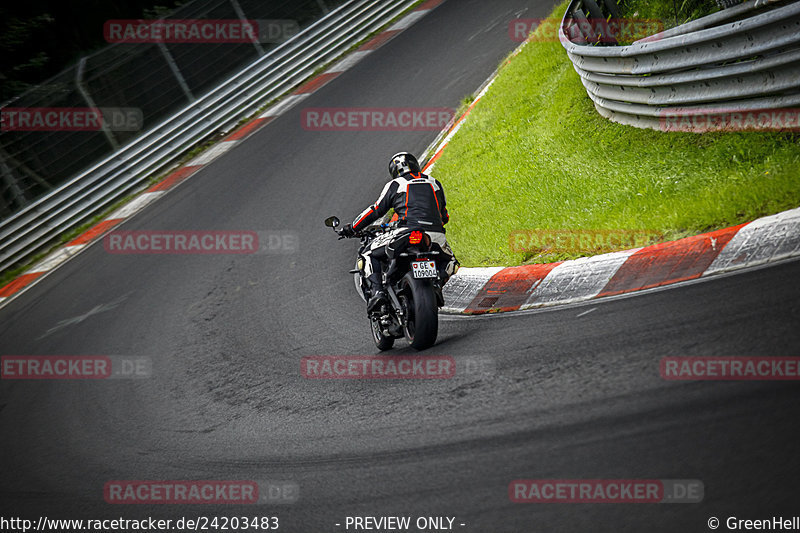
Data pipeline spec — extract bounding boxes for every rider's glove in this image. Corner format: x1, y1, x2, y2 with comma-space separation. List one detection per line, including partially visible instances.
340, 223, 356, 238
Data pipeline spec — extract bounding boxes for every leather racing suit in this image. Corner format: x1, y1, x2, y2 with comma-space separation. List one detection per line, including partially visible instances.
351, 170, 458, 301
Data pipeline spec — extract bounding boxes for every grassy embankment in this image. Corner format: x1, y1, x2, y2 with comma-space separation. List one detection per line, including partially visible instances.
434, 0, 800, 266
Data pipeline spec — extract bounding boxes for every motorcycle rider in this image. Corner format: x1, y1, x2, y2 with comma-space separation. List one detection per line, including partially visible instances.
341, 152, 458, 312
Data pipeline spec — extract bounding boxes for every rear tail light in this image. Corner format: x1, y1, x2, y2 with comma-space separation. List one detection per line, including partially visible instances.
409, 231, 423, 245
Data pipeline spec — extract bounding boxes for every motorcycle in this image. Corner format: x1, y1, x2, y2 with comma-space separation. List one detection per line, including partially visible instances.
324, 216, 445, 351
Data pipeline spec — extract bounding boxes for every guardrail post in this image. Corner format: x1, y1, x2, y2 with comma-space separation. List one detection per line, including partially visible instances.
0, 150, 28, 212
582, 0, 606, 22
0, 147, 50, 193
75, 57, 119, 151
602, 0, 621, 20
157, 41, 196, 102
229, 0, 265, 57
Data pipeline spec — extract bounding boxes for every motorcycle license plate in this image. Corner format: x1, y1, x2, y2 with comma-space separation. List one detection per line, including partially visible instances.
412, 260, 437, 279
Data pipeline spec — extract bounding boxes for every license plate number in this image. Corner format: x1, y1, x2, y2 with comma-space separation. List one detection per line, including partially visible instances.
412, 260, 437, 279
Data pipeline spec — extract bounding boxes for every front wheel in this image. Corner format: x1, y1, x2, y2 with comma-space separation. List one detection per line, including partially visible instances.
400, 275, 438, 350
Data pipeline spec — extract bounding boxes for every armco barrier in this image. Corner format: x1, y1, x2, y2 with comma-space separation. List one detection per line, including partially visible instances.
0, 0, 418, 273
559, 0, 800, 130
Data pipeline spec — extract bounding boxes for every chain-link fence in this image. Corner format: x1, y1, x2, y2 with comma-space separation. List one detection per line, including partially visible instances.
0, 0, 348, 221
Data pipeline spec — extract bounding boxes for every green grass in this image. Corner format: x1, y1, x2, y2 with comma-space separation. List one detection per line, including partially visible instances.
433, 0, 800, 267
622, 0, 719, 29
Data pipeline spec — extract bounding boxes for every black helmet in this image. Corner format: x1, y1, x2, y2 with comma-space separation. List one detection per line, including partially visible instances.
388, 152, 420, 179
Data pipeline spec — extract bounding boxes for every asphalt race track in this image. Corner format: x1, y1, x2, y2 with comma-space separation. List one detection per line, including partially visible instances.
2, 1, 800, 531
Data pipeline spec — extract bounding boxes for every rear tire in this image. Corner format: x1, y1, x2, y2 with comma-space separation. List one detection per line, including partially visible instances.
401, 275, 438, 350
370, 316, 394, 351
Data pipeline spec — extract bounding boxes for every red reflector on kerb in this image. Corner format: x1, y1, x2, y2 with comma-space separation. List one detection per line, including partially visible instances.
410, 231, 423, 244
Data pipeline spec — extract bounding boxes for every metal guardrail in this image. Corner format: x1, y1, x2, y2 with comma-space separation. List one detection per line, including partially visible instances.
0, 0, 349, 223
559, 0, 800, 130
0, 0, 418, 273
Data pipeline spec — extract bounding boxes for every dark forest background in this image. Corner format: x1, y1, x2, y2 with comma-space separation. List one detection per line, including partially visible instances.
1, 0, 183, 102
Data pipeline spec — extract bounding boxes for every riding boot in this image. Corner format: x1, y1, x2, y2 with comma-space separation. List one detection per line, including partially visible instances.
434, 271, 447, 308
434, 257, 459, 307
367, 273, 387, 312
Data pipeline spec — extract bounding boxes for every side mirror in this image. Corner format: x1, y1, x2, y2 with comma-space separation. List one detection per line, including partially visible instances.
324, 216, 340, 228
